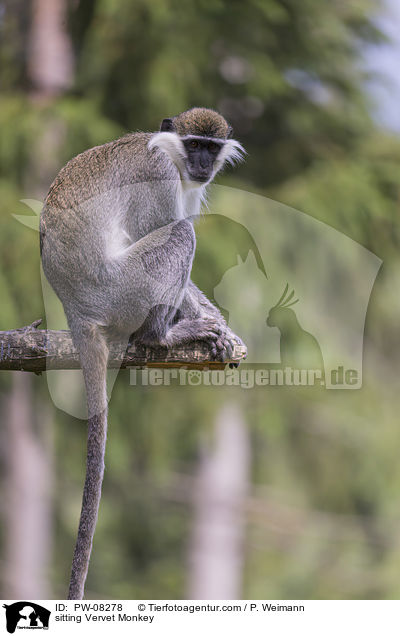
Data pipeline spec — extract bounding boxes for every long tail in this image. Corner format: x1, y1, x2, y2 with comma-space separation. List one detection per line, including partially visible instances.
68, 322, 109, 600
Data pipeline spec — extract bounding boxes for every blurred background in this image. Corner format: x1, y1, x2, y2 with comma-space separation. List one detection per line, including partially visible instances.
1, 0, 400, 600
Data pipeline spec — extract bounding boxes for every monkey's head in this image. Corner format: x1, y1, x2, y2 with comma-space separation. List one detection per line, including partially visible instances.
149, 107, 244, 185
166, 107, 233, 139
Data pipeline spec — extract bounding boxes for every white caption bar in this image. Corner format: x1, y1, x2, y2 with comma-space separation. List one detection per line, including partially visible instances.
2, 599, 398, 635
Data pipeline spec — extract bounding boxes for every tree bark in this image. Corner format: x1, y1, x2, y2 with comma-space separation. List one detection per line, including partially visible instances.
0, 322, 247, 372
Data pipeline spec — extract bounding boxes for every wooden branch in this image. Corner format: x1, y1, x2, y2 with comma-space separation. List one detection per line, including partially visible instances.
0, 320, 247, 373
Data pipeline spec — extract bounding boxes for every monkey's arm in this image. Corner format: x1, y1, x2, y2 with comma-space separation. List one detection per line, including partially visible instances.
179, 280, 246, 359
180, 281, 222, 319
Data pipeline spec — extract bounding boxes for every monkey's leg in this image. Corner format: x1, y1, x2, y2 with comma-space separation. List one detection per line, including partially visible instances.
110, 220, 231, 358
67, 321, 109, 600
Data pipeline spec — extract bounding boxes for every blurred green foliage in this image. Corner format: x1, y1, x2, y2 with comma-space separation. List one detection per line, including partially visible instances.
1, 0, 400, 600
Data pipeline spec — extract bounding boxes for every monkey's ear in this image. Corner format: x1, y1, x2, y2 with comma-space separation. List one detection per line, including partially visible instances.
227, 125, 234, 139
160, 118, 175, 132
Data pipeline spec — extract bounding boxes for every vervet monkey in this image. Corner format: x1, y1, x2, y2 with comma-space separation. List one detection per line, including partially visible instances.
40, 107, 246, 599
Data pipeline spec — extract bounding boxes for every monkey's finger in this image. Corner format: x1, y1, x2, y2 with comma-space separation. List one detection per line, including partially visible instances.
209, 323, 223, 336
208, 341, 218, 359
225, 343, 233, 359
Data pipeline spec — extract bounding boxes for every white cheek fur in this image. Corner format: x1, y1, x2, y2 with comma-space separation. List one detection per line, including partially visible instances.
148, 132, 186, 174
148, 133, 246, 182
215, 139, 246, 171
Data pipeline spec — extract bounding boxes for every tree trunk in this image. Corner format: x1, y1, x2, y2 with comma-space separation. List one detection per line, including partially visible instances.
2, 0, 73, 599
3, 373, 53, 598
187, 401, 251, 599
28, 0, 74, 97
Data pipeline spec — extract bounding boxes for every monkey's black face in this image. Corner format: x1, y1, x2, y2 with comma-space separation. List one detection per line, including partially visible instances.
182, 136, 223, 183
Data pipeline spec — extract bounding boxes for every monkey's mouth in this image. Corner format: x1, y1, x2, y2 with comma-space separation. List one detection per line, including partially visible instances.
188, 172, 211, 183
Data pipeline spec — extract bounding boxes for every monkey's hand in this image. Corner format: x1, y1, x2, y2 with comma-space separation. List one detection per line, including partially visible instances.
219, 326, 247, 367
192, 318, 246, 363
178, 283, 247, 363
160, 316, 245, 363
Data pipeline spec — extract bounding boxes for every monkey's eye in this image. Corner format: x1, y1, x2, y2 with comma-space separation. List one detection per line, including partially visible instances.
208, 142, 219, 152
190, 140, 199, 148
